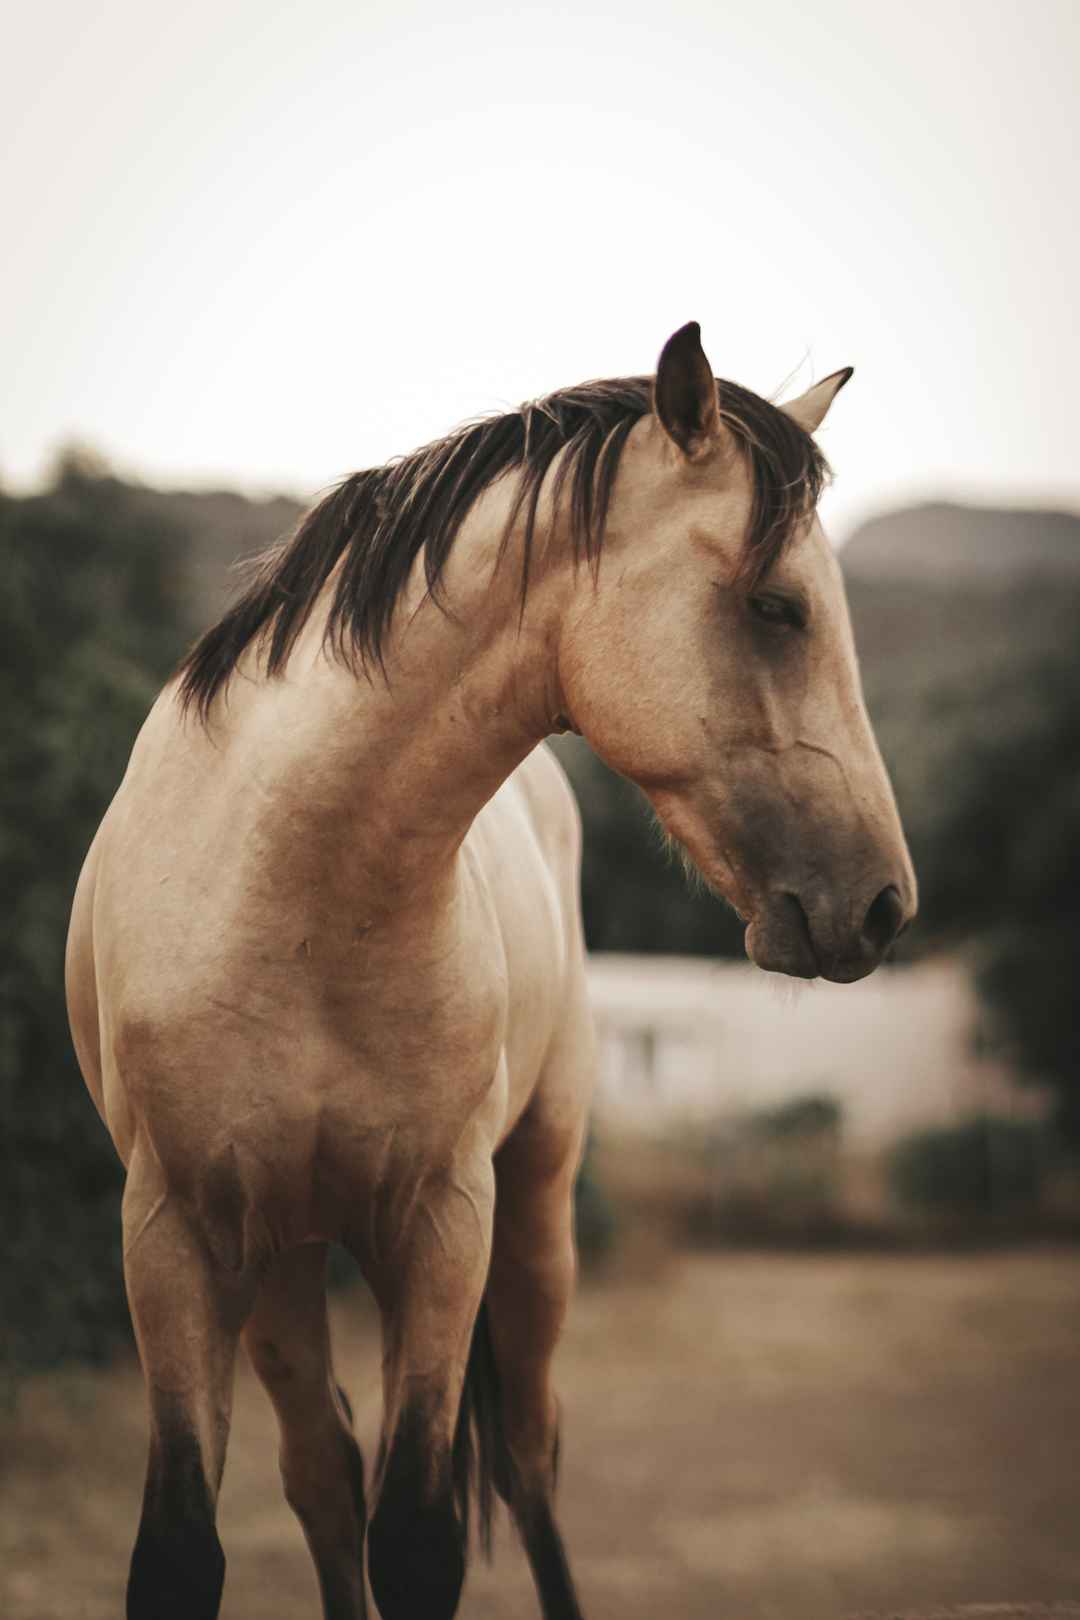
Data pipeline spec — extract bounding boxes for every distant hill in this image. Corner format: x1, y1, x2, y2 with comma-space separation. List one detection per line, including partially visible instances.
842, 500, 1080, 709
156, 489, 305, 623
842, 501, 1080, 584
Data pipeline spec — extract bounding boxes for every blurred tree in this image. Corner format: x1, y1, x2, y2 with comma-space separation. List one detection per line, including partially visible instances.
866, 628, 1080, 1146
0, 455, 190, 1376
887, 1117, 1049, 1219
959, 652, 1080, 1145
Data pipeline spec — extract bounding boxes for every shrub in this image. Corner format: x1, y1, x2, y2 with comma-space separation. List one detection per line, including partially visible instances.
682, 1094, 849, 1244
747, 1094, 843, 1143
887, 1116, 1049, 1219
1, 465, 189, 1383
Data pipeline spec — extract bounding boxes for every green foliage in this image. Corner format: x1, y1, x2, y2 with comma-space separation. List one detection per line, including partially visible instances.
850, 573, 1080, 1146
682, 1094, 849, 1243
747, 1094, 843, 1142
0, 460, 190, 1378
976, 926, 1080, 1142
887, 1117, 1049, 1218
849, 574, 1080, 951
933, 651, 1080, 1143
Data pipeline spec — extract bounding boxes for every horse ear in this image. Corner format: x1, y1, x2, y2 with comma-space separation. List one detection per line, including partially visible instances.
780, 367, 854, 434
654, 322, 721, 461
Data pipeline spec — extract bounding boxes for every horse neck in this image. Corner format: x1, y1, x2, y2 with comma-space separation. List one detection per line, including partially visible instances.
272, 479, 569, 899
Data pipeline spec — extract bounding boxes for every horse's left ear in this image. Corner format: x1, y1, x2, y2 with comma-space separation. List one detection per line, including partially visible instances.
654, 321, 721, 461
780, 367, 854, 434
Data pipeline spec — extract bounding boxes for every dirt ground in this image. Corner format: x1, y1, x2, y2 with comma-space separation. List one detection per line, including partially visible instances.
3, 1248, 1079, 1620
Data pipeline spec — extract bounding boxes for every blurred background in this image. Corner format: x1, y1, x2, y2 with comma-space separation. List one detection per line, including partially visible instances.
3, 2, 1079, 1617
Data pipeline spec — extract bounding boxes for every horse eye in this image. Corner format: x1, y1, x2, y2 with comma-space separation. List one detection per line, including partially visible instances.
749, 594, 803, 629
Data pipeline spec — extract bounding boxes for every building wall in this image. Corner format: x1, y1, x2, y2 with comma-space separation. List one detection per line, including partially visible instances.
586, 955, 1044, 1144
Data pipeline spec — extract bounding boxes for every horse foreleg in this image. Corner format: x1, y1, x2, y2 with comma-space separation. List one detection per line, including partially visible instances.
488, 1119, 586, 1620
363, 1151, 495, 1620
244, 1242, 369, 1620
122, 1149, 253, 1620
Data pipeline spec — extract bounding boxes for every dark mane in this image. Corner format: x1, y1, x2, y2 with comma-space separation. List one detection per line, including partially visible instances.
177, 375, 829, 718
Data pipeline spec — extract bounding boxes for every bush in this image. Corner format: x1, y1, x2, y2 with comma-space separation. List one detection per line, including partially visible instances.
682, 1094, 850, 1244
866, 623, 1080, 1145
887, 1117, 1049, 1220
1, 462, 190, 1382
747, 1094, 843, 1143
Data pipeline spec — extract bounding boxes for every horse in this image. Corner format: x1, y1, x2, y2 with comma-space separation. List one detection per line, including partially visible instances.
65, 320, 916, 1620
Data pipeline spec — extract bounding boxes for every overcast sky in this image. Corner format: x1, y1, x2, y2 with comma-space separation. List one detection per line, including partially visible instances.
3, 0, 1078, 538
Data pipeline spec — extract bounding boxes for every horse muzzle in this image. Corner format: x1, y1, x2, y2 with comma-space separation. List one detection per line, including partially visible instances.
746, 880, 915, 983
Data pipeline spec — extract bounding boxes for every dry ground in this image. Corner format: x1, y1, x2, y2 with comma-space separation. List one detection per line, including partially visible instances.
3, 1249, 1080, 1620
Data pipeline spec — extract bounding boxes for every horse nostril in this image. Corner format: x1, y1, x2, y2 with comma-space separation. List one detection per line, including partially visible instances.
861, 883, 905, 957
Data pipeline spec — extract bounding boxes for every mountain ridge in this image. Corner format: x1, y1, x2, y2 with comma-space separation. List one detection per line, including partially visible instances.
842, 500, 1080, 583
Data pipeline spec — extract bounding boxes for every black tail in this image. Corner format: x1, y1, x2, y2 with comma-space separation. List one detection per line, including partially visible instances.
452, 1297, 516, 1559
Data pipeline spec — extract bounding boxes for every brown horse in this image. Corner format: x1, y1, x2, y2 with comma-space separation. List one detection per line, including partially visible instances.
65, 322, 915, 1620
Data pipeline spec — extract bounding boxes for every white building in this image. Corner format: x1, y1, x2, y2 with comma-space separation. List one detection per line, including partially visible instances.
585, 954, 1042, 1145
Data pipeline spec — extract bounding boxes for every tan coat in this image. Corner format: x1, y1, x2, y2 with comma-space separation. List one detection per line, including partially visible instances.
65, 323, 914, 1620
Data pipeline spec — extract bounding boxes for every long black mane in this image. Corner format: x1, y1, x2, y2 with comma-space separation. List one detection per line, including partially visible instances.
177, 374, 829, 718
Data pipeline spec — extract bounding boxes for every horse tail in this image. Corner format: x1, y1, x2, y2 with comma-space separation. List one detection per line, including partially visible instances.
453, 1295, 515, 1558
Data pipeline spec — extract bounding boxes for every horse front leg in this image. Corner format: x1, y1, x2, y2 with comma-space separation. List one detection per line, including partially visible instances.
487, 1106, 588, 1620
122, 1147, 255, 1620
362, 1148, 496, 1620
244, 1242, 369, 1620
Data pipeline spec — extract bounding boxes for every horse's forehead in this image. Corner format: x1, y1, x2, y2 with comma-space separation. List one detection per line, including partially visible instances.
771, 516, 841, 587
788, 514, 829, 560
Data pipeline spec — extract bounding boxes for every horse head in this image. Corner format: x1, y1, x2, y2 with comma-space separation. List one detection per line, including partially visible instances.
557, 322, 916, 982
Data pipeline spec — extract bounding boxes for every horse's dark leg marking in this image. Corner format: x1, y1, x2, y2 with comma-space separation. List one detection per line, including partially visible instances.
245, 1243, 369, 1620
363, 1154, 495, 1620
478, 1392, 582, 1620
487, 1122, 587, 1620
127, 1412, 226, 1620
515, 1459, 585, 1620
122, 1155, 251, 1620
367, 1404, 466, 1620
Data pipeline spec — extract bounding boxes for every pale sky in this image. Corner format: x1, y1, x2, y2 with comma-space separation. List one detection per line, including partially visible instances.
3, 0, 1078, 538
